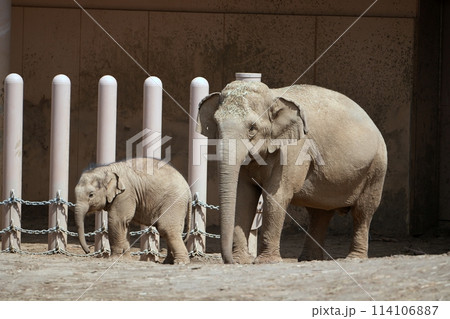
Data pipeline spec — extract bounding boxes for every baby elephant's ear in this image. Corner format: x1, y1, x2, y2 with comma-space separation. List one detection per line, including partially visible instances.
196, 92, 220, 139
105, 172, 125, 203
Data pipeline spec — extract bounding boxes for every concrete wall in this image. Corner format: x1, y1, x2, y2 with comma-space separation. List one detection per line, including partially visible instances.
4, 0, 417, 235
440, 1, 450, 222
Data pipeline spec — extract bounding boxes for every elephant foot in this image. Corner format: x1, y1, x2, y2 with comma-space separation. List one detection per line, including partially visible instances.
121, 252, 133, 260
164, 253, 190, 265
254, 254, 282, 264
346, 251, 368, 259
173, 258, 190, 265
111, 249, 131, 259
232, 252, 255, 264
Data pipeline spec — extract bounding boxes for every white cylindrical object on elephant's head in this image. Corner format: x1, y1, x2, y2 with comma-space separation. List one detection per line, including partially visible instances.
188, 77, 209, 254
97, 75, 117, 165
235, 72, 262, 82
2, 73, 23, 251
96, 75, 116, 255
48, 74, 71, 251
143, 76, 162, 160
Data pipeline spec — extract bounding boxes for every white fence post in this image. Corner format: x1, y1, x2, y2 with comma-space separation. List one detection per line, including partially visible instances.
2, 73, 23, 251
187, 77, 209, 255
48, 74, 71, 251
141, 76, 162, 261
96, 75, 116, 256
236, 73, 263, 257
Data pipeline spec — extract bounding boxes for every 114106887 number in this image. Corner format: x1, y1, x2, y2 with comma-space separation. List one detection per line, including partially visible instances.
372, 305, 439, 316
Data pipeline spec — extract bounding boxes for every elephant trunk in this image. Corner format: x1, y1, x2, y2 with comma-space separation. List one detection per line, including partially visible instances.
218, 138, 247, 264
75, 204, 90, 254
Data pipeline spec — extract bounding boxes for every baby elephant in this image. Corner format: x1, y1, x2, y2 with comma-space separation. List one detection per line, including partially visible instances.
74, 158, 192, 264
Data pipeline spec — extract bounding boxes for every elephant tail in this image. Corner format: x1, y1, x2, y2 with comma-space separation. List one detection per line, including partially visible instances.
184, 192, 193, 245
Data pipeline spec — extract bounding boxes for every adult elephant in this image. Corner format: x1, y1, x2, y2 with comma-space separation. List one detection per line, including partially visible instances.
197, 81, 387, 264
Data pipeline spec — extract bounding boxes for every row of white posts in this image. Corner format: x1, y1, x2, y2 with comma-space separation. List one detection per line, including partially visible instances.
2, 72, 261, 258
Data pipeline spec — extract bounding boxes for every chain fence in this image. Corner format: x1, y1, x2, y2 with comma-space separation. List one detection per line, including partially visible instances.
0, 191, 75, 207
192, 197, 220, 211
0, 193, 222, 260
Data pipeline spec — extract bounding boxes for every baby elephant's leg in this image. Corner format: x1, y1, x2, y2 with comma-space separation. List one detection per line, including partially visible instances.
108, 213, 131, 258
163, 246, 174, 264
163, 232, 189, 264
158, 212, 189, 265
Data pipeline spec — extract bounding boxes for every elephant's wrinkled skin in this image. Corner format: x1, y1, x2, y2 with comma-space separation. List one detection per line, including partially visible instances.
74, 158, 191, 264
197, 81, 387, 264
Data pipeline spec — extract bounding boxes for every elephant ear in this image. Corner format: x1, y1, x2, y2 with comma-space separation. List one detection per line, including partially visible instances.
105, 172, 125, 203
196, 92, 220, 139
268, 96, 308, 153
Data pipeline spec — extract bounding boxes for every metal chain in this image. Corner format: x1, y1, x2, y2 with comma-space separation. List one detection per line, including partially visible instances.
131, 249, 167, 258
191, 192, 220, 211
60, 227, 107, 238
13, 197, 75, 207
189, 228, 221, 239
0, 226, 12, 235
184, 224, 221, 239
187, 249, 222, 261
0, 192, 224, 258
0, 199, 13, 206
192, 198, 220, 211
1, 245, 221, 260
129, 226, 159, 236
58, 249, 108, 258
0, 247, 58, 256
0, 247, 107, 257
188, 249, 206, 257
14, 225, 59, 235
0, 192, 75, 207
2, 224, 106, 237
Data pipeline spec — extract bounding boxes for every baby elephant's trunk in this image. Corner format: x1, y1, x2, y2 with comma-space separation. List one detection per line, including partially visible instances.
75, 205, 90, 254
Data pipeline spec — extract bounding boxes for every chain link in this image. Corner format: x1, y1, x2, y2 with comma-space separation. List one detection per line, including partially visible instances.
191, 192, 220, 211
60, 226, 107, 237
129, 226, 159, 236
0, 226, 12, 235
192, 198, 220, 211
189, 228, 221, 239
131, 249, 167, 258
1, 244, 221, 260
15, 225, 59, 235
184, 224, 221, 239
0, 192, 224, 258
0, 193, 75, 207
187, 249, 222, 261
1, 247, 58, 256
188, 249, 206, 257
58, 249, 108, 258
0, 247, 108, 257
1, 224, 106, 237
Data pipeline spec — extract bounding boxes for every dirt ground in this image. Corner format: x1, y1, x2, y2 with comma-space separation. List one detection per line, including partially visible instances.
0, 225, 449, 301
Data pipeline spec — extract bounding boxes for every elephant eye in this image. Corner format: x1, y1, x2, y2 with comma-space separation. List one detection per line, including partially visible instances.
248, 124, 257, 136
88, 192, 94, 198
